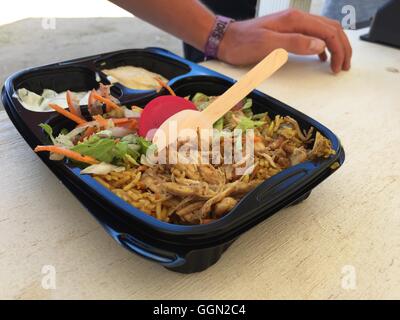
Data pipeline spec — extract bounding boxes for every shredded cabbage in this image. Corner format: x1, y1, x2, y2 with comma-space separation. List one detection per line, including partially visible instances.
81, 162, 125, 175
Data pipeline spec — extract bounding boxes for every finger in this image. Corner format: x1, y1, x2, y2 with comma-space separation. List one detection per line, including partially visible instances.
313, 15, 352, 70
276, 10, 347, 73
319, 50, 328, 62
272, 32, 326, 55
298, 21, 345, 73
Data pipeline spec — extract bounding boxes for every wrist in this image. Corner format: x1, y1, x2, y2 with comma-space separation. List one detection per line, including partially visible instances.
217, 21, 239, 64
204, 15, 235, 60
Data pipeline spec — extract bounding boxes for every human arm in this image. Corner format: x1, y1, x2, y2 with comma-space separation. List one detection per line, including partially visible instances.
109, 1, 352, 73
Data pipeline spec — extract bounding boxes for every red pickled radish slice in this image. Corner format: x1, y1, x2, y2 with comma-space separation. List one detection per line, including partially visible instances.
138, 95, 197, 138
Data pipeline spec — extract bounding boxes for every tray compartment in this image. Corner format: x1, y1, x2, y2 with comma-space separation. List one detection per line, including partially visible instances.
6, 66, 111, 142
94, 50, 192, 99
13, 66, 103, 97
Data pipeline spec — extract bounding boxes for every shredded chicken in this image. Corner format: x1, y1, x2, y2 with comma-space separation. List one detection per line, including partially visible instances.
95, 113, 335, 225
198, 165, 225, 185
310, 132, 335, 159
290, 147, 308, 165
214, 197, 238, 218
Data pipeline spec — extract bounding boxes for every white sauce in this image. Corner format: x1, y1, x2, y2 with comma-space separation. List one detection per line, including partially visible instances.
16, 88, 90, 112
102, 66, 168, 91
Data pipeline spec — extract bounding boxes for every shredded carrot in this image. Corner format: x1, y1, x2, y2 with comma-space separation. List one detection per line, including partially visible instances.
66, 90, 81, 117
92, 92, 122, 112
93, 115, 109, 128
91, 116, 136, 129
114, 118, 137, 129
113, 118, 137, 130
80, 126, 96, 142
155, 77, 176, 96
127, 119, 137, 130
34, 146, 99, 165
112, 118, 130, 125
254, 135, 263, 143
87, 89, 97, 114
49, 103, 87, 125
77, 121, 95, 128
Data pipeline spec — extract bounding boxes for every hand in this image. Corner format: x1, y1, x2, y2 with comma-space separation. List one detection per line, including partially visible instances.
218, 9, 352, 73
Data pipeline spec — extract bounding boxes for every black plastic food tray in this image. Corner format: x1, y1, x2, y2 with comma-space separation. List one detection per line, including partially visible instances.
1, 47, 345, 273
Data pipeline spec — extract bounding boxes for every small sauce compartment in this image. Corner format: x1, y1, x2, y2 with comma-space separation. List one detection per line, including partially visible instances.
171, 75, 235, 99
95, 50, 191, 96
8, 66, 111, 144
12, 66, 111, 113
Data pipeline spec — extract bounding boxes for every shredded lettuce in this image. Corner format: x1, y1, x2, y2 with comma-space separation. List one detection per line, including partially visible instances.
191, 93, 258, 130
192, 92, 209, 105
124, 153, 139, 166
113, 141, 130, 159
137, 137, 152, 154
72, 136, 115, 163
242, 98, 253, 118
191, 93, 227, 129
60, 128, 69, 135
71, 134, 147, 165
236, 117, 265, 131
39, 123, 55, 143
121, 134, 152, 154
120, 134, 137, 144
192, 92, 212, 111
213, 117, 224, 131
242, 98, 253, 110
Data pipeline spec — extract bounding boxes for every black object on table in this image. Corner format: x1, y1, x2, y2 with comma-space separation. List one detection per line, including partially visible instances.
361, 0, 400, 49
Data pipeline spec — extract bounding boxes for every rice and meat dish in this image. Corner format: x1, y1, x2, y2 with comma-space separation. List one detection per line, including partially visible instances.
34, 82, 334, 225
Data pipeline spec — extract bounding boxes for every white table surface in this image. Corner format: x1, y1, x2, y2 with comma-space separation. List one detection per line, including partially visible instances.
0, 29, 399, 300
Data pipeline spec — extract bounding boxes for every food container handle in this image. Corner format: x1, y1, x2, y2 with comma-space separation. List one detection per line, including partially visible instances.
117, 233, 186, 268
233, 162, 318, 214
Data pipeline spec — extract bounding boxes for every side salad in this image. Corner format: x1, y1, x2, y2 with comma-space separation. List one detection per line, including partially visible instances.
35, 83, 275, 174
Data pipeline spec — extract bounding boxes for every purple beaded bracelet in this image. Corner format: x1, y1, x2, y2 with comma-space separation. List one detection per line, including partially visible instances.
204, 15, 235, 60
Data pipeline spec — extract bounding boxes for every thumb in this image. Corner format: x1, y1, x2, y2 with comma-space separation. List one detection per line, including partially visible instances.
274, 33, 326, 55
